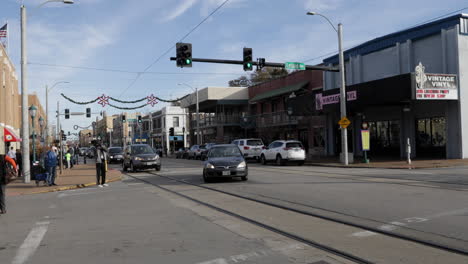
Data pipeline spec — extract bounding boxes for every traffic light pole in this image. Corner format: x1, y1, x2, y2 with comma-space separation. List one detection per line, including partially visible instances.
169, 57, 339, 72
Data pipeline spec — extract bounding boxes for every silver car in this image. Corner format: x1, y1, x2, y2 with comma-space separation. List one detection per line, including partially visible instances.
122, 144, 161, 172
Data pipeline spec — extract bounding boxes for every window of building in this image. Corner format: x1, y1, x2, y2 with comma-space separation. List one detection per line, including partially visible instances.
173, 116, 179, 127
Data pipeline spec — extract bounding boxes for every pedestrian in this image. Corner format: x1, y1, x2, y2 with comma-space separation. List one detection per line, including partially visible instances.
15, 149, 23, 177
7, 147, 16, 161
45, 145, 58, 186
74, 146, 80, 165
1, 154, 18, 214
93, 140, 108, 187
65, 151, 72, 169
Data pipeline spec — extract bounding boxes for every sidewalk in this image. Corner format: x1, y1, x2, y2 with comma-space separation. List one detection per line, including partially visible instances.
306, 158, 468, 169
6, 163, 122, 196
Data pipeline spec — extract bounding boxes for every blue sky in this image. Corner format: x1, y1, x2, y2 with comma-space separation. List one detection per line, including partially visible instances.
0, 0, 466, 134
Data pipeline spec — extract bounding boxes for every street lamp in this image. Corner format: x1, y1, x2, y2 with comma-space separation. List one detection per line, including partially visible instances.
45, 81, 69, 146
178, 83, 200, 145
20, 0, 74, 183
307, 11, 349, 165
29, 105, 37, 163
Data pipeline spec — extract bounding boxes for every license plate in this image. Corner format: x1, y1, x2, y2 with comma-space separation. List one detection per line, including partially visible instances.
146, 162, 156, 165
222, 171, 230, 176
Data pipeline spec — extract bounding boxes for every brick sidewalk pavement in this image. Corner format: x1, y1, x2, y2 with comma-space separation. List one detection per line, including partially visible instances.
6, 163, 122, 196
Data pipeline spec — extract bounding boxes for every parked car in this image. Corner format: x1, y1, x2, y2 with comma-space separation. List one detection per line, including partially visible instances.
122, 144, 161, 172
175, 148, 189, 159
203, 144, 248, 182
231, 138, 265, 161
108, 147, 124, 163
86, 146, 96, 158
200, 143, 217, 161
79, 147, 88, 156
187, 145, 202, 160
260, 140, 305, 166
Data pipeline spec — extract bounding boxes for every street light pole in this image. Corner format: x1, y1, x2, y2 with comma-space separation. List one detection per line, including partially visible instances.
178, 83, 200, 145
45, 81, 69, 147
307, 12, 348, 165
20, 0, 74, 183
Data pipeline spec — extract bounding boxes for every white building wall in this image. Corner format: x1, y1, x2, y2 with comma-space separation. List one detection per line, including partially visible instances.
457, 27, 468, 158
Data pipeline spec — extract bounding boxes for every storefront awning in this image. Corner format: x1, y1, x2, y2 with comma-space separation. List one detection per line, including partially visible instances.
250, 81, 309, 103
4, 126, 22, 142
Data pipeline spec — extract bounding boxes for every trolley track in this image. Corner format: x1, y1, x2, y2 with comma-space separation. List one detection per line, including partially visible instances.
137, 170, 468, 258
124, 172, 373, 264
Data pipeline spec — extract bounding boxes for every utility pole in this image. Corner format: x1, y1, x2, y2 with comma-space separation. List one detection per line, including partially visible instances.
20, 5, 31, 183
338, 23, 348, 165
57, 101, 63, 174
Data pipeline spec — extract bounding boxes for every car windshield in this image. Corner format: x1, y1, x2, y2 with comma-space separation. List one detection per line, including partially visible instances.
286, 142, 303, 148
132, 145, 154, 154
247, 140, 263, 146
109, 148, 122, 154
208, 146, 242, 158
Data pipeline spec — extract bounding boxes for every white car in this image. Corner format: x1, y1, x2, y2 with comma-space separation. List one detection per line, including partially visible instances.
231, 138, 265, 161
260, 140, 305, 166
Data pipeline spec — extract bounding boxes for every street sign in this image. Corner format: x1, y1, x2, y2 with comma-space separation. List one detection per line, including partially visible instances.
338, 117, 351, 128
361, 130, 370, 151
285, 62, 305, 70
170, 136, 183, 141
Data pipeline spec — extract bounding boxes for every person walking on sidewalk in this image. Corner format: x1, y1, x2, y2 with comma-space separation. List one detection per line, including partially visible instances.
7, 147, 16, 161
93, 140, 108, 187
16, 149, 23, 177
65, 151, 72, 169
1, 154, 18, 214
45, 145, 58, 186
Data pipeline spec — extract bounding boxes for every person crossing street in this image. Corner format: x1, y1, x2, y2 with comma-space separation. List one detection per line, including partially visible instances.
93, 140, 108, 187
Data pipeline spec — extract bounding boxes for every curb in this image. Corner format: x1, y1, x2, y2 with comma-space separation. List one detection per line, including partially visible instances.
11, 176, 122, 196
305, 162, 462, 170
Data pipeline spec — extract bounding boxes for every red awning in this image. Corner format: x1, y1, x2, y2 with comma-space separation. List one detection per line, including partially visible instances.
4, 127, 22, 142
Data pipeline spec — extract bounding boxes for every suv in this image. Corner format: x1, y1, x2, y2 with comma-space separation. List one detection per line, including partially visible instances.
260, 140, 305, 166
122, 144, 161, 172
108, 147, 124, 164
231, 139, 265, 161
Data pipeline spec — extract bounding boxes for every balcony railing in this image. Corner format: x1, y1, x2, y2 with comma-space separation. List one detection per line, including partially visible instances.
190, 115, 242, 128
255, 111, 298, 128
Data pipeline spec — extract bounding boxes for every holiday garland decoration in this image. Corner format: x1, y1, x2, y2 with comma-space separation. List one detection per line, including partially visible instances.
61, 93, 190, 110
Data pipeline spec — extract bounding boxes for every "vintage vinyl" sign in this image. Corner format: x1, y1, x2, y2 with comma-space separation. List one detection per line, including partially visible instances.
412, 62, 458, 100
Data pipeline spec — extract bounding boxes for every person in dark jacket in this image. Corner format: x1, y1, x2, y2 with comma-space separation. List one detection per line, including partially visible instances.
45, 145, 58, 186
0, 155, 7, 214
16, 149, 23, 177
93, 140, 108, 187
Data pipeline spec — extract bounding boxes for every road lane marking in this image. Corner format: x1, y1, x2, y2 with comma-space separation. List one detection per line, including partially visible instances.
351, 231, 377, 237
11, 221, 50, 264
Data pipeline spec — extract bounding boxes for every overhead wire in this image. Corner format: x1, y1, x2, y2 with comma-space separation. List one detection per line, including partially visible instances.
117, 0, 231, 98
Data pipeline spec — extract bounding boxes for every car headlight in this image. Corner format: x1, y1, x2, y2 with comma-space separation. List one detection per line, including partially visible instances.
110, 156, 114, 158
155, 155, 160, 160
237, 161, 246, 168
205, 163, 215, 169
134, 157, 143, 161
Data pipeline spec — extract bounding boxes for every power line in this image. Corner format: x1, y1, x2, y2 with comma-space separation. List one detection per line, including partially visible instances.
118, 0, 231, 98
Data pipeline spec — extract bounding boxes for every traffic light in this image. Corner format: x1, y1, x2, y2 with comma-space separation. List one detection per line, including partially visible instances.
68, 131, 71, 136
137, 115, 142, 123
169, 127, 174, 136
86, 108, 91, 118
258, 58, 266, 70
65, 109, 70, 119
243, 47, 253, 71
176, 42, 192, 68
121, 115, 126, 123
61, 130, 66, 141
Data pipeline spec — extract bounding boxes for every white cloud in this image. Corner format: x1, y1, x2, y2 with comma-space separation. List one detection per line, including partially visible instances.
303, 0, 343, 12
162, 0, 198, 22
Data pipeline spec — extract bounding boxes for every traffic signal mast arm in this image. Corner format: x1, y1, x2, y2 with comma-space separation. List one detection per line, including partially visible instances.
169, 57, 339, 72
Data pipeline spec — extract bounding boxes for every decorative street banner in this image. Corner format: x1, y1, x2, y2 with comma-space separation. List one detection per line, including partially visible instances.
361, 130, 370, 151
315, 91, 357, 110
412, 62, 458, 100
61, 93, 188, 110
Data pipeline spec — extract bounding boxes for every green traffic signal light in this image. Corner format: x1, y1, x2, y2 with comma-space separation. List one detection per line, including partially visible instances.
186, 59, 191, 65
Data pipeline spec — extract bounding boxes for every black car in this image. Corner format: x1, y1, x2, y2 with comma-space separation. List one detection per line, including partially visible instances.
203, 144, 248, 182
187, 145, 201, 160
175, 148, 188, 159
108, 147, 124, 163
122, 144, 161, 172
200, 143, 216, 161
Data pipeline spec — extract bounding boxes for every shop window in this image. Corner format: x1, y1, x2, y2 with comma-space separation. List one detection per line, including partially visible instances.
368, 120, 400, 154
416, 117, 446, 148
173, 116, 179, 128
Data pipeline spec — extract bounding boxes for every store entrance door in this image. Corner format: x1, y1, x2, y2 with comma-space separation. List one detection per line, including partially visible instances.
368, 120, 400, 158
416, 117, 446, 158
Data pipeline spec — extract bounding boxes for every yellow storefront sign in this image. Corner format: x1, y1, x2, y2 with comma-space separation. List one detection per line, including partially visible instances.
361, 130, 370, 151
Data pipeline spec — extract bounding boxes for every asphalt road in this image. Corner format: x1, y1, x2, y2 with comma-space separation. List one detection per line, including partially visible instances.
155, 158, 468, 252
0, 162, 350, 264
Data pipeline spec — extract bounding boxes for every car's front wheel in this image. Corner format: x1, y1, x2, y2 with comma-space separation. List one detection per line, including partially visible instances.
155, 165, 161, 171
122, 162, 127, 172
130, 162, 136, 172
202, 170, 210, 183
276, 155, 285, 166
261, 155, 267, 165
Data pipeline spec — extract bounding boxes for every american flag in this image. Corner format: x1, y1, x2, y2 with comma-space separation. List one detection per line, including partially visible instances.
0, 24, 7, 38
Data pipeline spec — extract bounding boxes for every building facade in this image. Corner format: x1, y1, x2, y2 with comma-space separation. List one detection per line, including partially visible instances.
112, 112, 140, 147
96, 113, 117, 147
149, 106, 188, 153
180, 87, 249, 145
322, 13, 468, 159
248, 70, 326, 156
